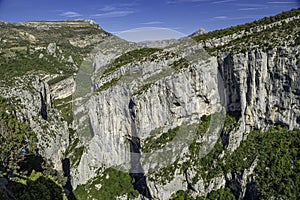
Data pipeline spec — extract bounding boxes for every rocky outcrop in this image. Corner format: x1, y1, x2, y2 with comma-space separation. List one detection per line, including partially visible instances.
50, 76, 76, 100
190, 28, 206, 37
218, 46, 300, 151
47, 43, 57, 55
0, 76, 69, 170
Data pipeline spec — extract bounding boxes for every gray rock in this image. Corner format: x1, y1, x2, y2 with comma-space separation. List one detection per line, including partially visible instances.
47, 43, 56, 55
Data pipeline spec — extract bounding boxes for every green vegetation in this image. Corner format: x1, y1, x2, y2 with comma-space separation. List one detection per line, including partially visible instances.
186, 131, 225, 185
143, 115, 211, 154
170, 190, 194, 200
148, 110, 300, 199
195, 8, 300, 56
74, 167, 139, 200
53, 95, 73, 125
47, 75, 71, 86
67, 144, 84, 168
207, 18, 300, 55
96, 77, 121, 92
207, 188, 236, 200
188, 126, 300, 199
193, 8, 300, 42
148, 158, 180, 185
102, 48, 162, 76
0, 21, 109, 51
226, 127, 300, 199
147, 115, 212, 185
171, 58, 190, 71
149, 50, 177, 62
170, 188, 235, 200
223, 112, 239, 132
0, 20, 110, 81
0, 49, 75, 80
187, 115, 212, 160
0, 96, 66, 199
0, 97, 37, 176
142, 126, 180, 153
5, 170, 66, 200
133, 82, 154, 96
64, 131, 85, 167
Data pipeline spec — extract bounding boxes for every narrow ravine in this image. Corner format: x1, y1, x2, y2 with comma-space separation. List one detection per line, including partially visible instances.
128, 98, 152, 199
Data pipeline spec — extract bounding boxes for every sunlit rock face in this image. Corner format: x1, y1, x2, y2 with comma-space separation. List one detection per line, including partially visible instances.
71, 34, 299, 199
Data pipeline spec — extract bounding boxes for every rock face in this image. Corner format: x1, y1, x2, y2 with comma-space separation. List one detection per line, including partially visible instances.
70, 35, 299, 199
0, 76, 69, 170
72, 86, 132, 186
0, 10, 299, 200
71, 35, 224, 187
71, 36, 299, 199
50, 76, 76, 100
219, 47, 300, 151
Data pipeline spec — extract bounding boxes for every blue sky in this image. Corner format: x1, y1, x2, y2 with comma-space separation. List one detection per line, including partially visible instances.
0, 0, 299, 41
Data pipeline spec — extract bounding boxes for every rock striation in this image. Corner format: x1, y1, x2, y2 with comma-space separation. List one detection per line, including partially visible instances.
219, 46, 300, 151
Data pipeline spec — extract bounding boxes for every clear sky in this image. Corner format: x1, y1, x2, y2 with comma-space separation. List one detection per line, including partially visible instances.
0, 0, 299, 41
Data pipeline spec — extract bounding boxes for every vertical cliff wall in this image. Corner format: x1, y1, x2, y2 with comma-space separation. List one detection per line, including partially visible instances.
218, 46, 300, 151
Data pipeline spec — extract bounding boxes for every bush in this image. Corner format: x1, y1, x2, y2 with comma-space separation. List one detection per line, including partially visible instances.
74, 168, 139, 200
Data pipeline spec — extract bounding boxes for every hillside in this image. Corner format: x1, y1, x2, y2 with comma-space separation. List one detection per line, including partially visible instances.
0, 9, 299, 200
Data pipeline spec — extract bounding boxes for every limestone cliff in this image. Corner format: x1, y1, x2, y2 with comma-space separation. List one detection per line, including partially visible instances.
219, 47, 300, 152
69, 10, 300, 199
0, 9, 299, 200
0, 76, 69, 169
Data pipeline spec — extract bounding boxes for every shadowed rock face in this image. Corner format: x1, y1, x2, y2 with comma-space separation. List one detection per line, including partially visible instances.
40, 89, 48, 120
218, 47, 300, 152
63, 158, 77, 200
128, 98, 152, 198
219, 48, 300, 130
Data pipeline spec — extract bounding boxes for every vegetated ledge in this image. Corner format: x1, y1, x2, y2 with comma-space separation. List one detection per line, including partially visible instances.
192, 8, 299, 42
102, 47, 163, 76
191, 8, 300, 55
206, 18, 300, 55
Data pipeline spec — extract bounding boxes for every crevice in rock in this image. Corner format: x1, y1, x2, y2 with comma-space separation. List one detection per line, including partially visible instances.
244, 181, 259, 200
88, 117, 95, 138
184, 169, 197, 192
40, 88, 48, 120
173, 101, 181, 107
225, 171, 243, 200
128, 98, 152, 199
62, 158, 76, 200
221, 129, 229, 147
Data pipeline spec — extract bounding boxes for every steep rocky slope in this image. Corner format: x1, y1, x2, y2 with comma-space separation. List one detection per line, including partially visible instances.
0, 20, 111, 199
0, 9, 299, 200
